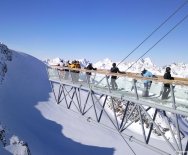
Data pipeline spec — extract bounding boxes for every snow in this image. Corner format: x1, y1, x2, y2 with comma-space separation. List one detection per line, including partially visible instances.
94, 58, 113, 70
0, 44, 188, 154
78, 58, 90, 68
46, 57, 63, 66
6, 136, 28, 155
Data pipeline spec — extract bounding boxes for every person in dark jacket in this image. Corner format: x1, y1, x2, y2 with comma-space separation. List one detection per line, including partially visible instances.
85, 63, 97, 83
161, 67, 174, 100
110, 63, 123, 90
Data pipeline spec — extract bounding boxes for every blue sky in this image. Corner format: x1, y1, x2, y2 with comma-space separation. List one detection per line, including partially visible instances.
0, 0, 188, 66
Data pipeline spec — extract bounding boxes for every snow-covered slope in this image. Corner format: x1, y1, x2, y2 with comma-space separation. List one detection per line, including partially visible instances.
0, 48, 52, 154
1, 46, 157, 155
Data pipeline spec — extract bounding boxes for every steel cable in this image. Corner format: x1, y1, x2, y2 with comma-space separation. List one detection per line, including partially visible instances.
117, 1, 188, 66
125, 13, 188, 71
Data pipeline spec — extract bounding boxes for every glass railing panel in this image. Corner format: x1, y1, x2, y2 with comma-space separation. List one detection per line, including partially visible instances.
64, 71, 97, 87
92, 73, 110, 88
56, 70, 64, 81
132, 79, 174, 108
174, 85, 188, 100
149, 82, 163, 97
116, 77, 134, 92
78, 72, 95, 86
133, 79, 145, 97
69, 71, 79, 83
115, 77, 138, 99
135, 80, 162, 98
173, 85, 188, 112
47, 67, 60, 81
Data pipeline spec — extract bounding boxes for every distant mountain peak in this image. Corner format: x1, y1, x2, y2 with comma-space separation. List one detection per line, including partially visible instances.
103, 58, 112, 62
46, 56, 188, 77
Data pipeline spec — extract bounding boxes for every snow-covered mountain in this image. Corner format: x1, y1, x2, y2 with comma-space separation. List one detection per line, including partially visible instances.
46, 57, 63, 66
78, 58, 90, 68
94, 57, 188, 78
94, 58, 113, 70
0, 44, 52, 154
47, 57, 188, 78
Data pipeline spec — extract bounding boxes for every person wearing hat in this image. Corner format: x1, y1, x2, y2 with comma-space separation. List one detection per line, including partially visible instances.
161, 67, 174, 100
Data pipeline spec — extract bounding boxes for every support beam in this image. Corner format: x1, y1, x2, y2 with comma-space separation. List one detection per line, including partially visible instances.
46, 66, 188, 155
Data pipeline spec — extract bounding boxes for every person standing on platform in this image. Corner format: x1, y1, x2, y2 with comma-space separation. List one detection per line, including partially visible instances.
63, 60, 70, 80
85, 63, 97, 83
141, 69, 156, 97
161, 67, 174, 100
110, 63, 123, 90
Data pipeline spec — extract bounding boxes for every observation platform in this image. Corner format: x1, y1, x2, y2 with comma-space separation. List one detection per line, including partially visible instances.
46, 65, 188, 155
47, 65, 188, 117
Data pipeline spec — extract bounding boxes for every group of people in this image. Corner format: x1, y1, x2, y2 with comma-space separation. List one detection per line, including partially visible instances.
62, 61, 123, 88
109, 63, 174, 100
61, 60, 174, 99
62, 60, 97, 82
62, 60, 81, 81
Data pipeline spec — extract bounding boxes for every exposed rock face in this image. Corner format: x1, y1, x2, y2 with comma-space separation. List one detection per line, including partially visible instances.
0, 43, 12, 84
